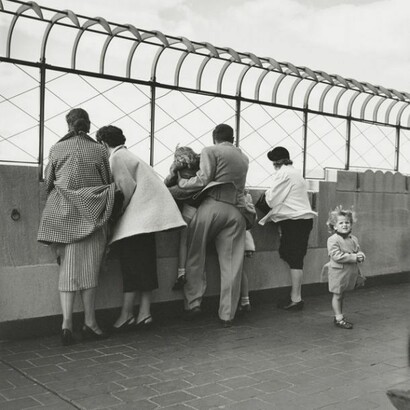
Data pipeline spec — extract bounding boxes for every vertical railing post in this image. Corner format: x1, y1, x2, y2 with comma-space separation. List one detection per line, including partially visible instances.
38, 58, 46, 180
345, 117, 352, 170
149, 82, 156, 167
302, 109, 308, 178
235, 96, 241, 148
394, 125, 400, 172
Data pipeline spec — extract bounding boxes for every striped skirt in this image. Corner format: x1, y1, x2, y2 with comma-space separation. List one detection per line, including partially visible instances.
56, 227, 107, 291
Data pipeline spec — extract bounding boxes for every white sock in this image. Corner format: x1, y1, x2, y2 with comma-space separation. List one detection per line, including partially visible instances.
241, 296, 250, 306
335, 314, 344, 322
177, 268, 186, 278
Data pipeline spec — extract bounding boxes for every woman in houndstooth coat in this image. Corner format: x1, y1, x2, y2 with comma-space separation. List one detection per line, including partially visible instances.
38, 108, 116, 345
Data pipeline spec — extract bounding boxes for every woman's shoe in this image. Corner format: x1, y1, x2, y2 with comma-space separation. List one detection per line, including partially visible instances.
277, 299, 304, 311
172, 275, 187, 290
61, 329, 74, 346
81, 324, 109, 341
135, 316, 153, 330
111, 316, 136, 333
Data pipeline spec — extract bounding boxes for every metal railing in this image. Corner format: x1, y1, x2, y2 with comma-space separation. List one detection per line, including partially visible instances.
1, 0, 409, 185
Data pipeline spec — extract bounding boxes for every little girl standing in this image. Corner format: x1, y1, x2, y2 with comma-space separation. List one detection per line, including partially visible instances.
324, 206, 366, 329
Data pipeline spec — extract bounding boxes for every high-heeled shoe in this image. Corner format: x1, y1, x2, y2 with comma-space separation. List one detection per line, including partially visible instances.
111, 316, 136, 333
81, 324, 109, 341
61, 329, 74, 346
135, 316, 153, 330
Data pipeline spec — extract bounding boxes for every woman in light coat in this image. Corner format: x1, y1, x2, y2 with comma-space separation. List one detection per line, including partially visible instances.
38, 108, 116, 345
259, 146, 317, 311
96, 125, 186, 330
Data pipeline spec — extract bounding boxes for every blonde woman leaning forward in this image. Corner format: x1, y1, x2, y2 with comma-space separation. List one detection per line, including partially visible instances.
38, 108, 116, 346
96, 126, 186, 331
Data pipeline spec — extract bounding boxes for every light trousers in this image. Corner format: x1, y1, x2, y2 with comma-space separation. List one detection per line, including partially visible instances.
184, 198, 246, 321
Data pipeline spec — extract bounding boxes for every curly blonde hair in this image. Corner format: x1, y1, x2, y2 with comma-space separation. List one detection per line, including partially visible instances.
174, 145, 200, 170
326, 205, 356, 233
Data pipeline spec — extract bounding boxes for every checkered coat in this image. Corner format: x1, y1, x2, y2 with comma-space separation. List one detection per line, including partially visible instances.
37, 132, 116, 244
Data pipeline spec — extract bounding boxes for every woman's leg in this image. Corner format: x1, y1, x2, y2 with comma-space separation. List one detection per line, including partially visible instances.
137, 291, 152, 323
60, 291, 75, 330
114, 292, 137, 327
81, 287, 102, 334
290, 268, 303, 302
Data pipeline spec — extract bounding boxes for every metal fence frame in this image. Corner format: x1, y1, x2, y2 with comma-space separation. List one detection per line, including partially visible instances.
1, 0, 410, 181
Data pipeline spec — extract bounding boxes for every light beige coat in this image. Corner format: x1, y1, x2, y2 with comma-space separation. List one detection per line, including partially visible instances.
109, 146, 186, 244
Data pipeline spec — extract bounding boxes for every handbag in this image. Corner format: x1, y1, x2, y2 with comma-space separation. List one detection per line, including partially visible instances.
240, 193, 258, 230
255, 192, 271, 215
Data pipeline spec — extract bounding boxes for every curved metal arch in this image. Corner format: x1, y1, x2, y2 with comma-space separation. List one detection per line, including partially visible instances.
234, 53, 263, 96
196, 55, 212, 90
125, 29, 171, 79
372, 97, 388, 122
396, 103, 410, 126
99, 25, 141, 74
303, 80, 320, 109
271, 73, 286, 104
254, 58, 284, 100
317, 84, 333, 111
215, 48, 245, 94
41, 10, 80, 61
359, 94, 376, 120
333, 88, 349, 114
71, 17, 112, 69
288, 77, 304, 106
384, 99, 401, 124
173, 37, 197, 86
7, 1, 43, 57
346, 91, 362, 116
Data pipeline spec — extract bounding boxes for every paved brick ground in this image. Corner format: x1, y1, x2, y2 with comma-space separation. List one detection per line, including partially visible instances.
1, 283, 409, 409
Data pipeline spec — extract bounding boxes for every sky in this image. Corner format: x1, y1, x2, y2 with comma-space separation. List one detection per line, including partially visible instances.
23, 0, 410, 93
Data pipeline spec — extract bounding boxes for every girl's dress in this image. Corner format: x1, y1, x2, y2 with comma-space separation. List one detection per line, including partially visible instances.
324, 232, 364, 294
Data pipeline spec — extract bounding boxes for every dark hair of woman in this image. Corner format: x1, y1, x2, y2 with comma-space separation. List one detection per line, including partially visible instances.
96, 125, 126, 147
66, 108, 90, 134
273, 158, 293, 167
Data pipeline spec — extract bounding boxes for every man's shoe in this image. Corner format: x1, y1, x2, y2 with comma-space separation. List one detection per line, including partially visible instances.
277, 299, 304, 311
183, 306, 202, 321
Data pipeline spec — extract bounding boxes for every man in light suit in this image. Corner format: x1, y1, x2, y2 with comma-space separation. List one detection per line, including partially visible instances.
177, 124, 249, 326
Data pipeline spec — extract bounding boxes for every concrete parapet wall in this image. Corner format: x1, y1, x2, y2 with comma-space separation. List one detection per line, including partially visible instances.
1, 165, 409, 324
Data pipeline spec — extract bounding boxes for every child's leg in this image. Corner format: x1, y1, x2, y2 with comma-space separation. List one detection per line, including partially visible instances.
173, 204, 196, 290
331, 292, 343, 319
177, 227, 188, 275
239, 253, 252, 311
332, 292, 353, 329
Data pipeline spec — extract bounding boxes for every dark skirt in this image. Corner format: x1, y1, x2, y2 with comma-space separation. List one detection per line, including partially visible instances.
113, 233, 158, 292
278, 218, 313, 269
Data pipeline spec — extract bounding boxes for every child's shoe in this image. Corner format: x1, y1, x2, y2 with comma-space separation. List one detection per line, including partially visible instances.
333, 317, 353, 329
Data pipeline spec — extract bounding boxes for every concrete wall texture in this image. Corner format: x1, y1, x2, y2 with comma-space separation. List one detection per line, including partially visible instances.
1, 165, 409, 323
